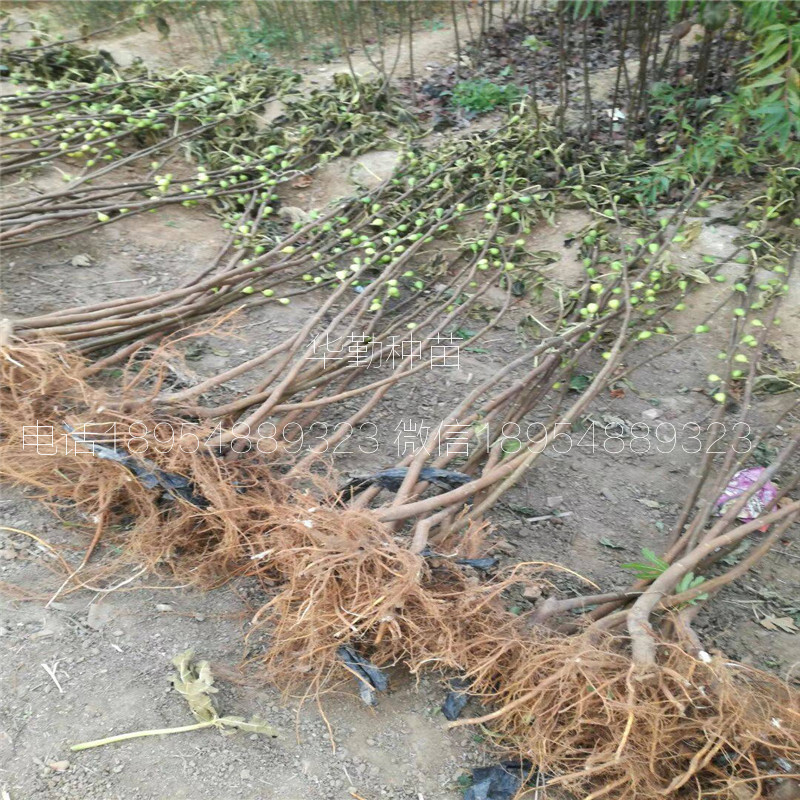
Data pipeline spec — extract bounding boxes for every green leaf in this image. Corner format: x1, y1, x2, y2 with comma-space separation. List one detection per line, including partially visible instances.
747, 73, 786, 90
569, 373, 592, 392
750, 42, 788, 74
599, 537, 625, 550
622, 548, 670, 580
451, 327, 476, 340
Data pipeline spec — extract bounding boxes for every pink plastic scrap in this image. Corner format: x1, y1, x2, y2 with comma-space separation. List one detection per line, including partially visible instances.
715, 467, 779, 522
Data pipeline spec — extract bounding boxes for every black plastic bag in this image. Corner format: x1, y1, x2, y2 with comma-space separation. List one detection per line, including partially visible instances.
337, 646, 388, 706
65, 425, 208, 507
337, 467, 472, 501
464, 761, 536, 800
441, 677, 471, 721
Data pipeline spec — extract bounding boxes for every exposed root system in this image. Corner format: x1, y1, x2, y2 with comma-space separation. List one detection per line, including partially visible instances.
1, 340, 798, 798
264, 528, 800, 799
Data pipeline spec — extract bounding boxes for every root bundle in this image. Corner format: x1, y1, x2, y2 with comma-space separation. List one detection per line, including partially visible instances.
264, 526, 800, 799
1, 339, 798, 798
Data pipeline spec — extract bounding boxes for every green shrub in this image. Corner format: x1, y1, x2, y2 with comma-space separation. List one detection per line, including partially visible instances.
451, 79, 522, 113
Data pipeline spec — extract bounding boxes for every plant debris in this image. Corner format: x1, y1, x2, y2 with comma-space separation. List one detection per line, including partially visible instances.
759, 616, 798, 634
71, 650, 277, 752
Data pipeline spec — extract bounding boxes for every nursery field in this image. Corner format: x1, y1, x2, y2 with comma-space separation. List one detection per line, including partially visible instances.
0, 2, 798, 799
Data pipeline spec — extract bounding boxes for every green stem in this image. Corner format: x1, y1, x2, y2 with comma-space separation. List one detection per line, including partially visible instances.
71, 720, 216, 751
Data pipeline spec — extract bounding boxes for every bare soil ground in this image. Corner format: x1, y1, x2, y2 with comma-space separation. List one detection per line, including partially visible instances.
1, 8, 799, 800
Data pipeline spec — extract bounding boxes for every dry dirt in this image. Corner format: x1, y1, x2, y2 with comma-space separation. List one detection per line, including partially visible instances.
1, 7, 799, 800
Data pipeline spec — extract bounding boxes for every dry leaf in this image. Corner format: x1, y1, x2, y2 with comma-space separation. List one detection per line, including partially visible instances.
638, 499, 661, 509
680, 267, 711, 284
759, 616, 798, 634
278, 206, 310, 224
70, 254, 93, 268
522, 583, 543, 600
169, 651, 278, 737
171, 650, 218, 722
219, 716, 278, 737
678, 220, 703, 248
